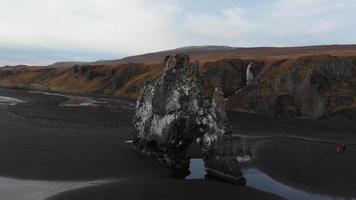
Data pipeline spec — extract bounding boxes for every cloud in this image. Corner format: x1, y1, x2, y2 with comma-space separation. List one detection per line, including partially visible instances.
0, 0, 182, 58
270, 0, 356, 31
185, 7, 252, 39
248, 0, 356, 45
272, 0, 334, 18
0, 0, 355, 66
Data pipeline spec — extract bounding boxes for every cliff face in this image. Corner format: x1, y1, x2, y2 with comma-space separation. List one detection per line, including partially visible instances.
0, 63, 162, 99
132, 54, 245, 184
0, 54, 355, 119
229, 55, 356, 118
200, 59, 264, 98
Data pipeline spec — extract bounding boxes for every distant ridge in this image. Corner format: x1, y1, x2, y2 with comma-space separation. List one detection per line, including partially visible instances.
49, 61, 91, 67
6, 44, 356, 68
102, 44, 356, 65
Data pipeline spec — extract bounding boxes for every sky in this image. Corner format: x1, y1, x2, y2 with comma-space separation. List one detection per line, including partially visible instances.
0, 0, 355, 66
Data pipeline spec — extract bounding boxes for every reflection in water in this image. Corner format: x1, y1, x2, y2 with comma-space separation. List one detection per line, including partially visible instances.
243, 169, 350, 200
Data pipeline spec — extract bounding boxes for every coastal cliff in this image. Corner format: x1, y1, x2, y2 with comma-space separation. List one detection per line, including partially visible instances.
0, 46, 355, 119
229, 55, 356, 119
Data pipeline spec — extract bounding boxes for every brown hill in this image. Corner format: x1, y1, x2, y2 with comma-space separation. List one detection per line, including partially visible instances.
107, 44, 356, 64
24, 44, 356, 67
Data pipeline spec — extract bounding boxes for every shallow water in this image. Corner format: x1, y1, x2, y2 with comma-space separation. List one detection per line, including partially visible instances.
186, 159, 206, 179
29, 90, 135, 111
29, 91, 106, 107
0, 96, 25, 105
243, 169, 351, 200
0, 176, 114, 200
186, 158, 352, 200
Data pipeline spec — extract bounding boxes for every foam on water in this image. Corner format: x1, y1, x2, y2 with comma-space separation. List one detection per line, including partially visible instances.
0, 176, 117, 200
0, 96, 25, 105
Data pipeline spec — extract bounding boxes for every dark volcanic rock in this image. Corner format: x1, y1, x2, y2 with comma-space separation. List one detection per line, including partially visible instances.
200, 59, 264, 98
132, 54, 245, 184
230, 55, 356, 119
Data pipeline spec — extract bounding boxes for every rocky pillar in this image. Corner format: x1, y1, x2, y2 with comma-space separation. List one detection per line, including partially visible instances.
132, 54, 245, 184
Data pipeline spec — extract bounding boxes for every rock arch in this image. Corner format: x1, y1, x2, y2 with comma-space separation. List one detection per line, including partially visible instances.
132, 54, 245, 184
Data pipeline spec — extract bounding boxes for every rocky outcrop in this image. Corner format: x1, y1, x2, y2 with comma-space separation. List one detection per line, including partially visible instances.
132, 54, 245, 184
230, 55, 356, 118
200, 59, 264, 97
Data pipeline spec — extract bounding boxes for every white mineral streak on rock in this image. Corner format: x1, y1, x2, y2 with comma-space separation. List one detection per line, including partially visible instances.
150, 114, 177, 137
134, 84, 154, 138
237, 155, 251, 163
166, 89, 181, 112
182, 84, 191, 96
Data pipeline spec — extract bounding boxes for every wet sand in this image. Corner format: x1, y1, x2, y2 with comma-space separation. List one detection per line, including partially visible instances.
0, 88, 281, 200
230, 112, 356, 198
229, 111, 356, 144
251, 139, 356, 197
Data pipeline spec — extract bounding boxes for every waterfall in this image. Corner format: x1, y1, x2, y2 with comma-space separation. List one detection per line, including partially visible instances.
246, 62, 254, 85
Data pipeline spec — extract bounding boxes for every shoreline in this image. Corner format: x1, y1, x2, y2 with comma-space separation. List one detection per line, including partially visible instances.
0, 86, 137, 105
0, 176, 117, 200
0, 88, 283, 200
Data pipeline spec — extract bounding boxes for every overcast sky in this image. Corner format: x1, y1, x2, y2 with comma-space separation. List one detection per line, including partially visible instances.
0, 0, 355, 66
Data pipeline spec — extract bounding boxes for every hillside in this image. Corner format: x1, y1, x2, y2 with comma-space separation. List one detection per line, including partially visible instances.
0, 45, 355, 119
117, 44, 356, 64
14, 44, 356, 67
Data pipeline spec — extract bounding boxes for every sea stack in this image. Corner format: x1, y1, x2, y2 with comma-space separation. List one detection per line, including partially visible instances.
132, 54, 245, 185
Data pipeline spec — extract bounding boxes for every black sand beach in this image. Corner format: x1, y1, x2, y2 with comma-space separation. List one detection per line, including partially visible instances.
0, 88, 282, 200
230, 112, 356, 198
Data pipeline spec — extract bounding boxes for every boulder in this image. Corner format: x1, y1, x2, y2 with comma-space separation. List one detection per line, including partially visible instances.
132, 54, 245, 184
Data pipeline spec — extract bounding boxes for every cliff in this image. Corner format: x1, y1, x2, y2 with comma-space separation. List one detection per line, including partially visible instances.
0, 46, 355, 119
229, 55, 356, 119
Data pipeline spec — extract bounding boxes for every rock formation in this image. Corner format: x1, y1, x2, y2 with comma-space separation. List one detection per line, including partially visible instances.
132, 54, 245, 184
